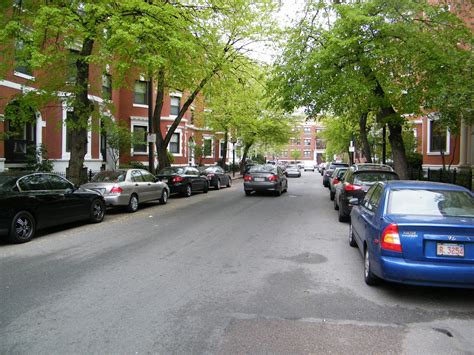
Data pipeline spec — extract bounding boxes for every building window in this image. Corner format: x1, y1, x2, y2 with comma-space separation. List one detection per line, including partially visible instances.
304, 150, 311, 158
170, 96, 180, 116
14, 39, 32, 76
295, 139, 301, 145
304, 139, 311, 146
429, 119, 448, 153
203, 138, 212, 157
133, 125, 147, 153
304, 127, 311, 134
134, 80, 148, 105
102, 73, 112, 100
316, 139, 326, 150
66, 49, 79, 83
169, 133, 180, 154
220, 141, 226, 158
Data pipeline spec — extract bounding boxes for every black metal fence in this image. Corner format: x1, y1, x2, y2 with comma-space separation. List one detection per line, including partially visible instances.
53, 169, 101, 183
408, 167, 473, 191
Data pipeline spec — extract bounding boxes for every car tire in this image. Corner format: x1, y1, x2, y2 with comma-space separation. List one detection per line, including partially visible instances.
90, 199, 105, 223
8, 211, 36, 243
245, 190, 252, 196
330, 190, 335, 201
226, 177, 232, 188
349, 223, 357, 247
182, 184, 192, 197
203, 182, 209, 193
127, 194, 139, 212
364, 247, 380, 286
283, 182, 288, 193
338, 205, 348, 222
159, 189, 168, 205
275, 185, 282, 196
215, 179, 221, 190
334, 197, 339, 210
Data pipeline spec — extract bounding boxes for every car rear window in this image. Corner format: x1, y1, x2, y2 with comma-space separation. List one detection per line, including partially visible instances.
248, 165, 276, 173
353, 172, 398, 184
158, 167, 185, 175
388, 189, 474, 217
0, 175, 19, 191
91, 171, 126, 182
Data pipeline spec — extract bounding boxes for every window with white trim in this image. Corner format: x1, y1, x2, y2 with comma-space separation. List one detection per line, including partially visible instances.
304, 138, 311, 146
133, 125, 147, 153
169, 133, 180, 154
134, 80, 148, 105
304, 127, 311, 133
220, 141, 226, 158
170, 96, 180, 116
15, 39, 33, 76
102, 73, 112, 100
428, 119, 448, 153
203, 138, 212, 157
303, 150, 311, 158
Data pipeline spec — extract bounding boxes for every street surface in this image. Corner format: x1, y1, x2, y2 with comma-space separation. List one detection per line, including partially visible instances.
1, 172, 473, 354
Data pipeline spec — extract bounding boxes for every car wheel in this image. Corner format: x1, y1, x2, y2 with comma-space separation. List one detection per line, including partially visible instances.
283, 181, 288, 193
330, 190, 335, 201
90, 199, 105, 223
226, 177, 232, 188
334, 196, 339, 210
203, 182, 209, 193
364, 247, 380, 286
9, 211, 36, 243
338, 205, 348, 222
159, 189, 168, 205
182, 184, 192, 197
127, 194, 139, 212
275, 185, 282, 196
215, 179, 221, 190
245, 190, 252, 196
349, 223, 357, 247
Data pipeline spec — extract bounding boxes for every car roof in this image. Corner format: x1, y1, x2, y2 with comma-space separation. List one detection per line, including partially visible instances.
383, 180, 472, 192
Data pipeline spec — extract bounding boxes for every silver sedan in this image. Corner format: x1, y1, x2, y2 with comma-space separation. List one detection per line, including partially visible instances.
82, 169, 170, 212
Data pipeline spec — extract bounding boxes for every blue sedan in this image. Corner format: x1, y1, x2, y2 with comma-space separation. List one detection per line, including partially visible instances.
349, 180, 474, 288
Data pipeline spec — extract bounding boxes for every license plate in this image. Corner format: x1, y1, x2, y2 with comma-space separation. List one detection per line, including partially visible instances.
436, 243, 464, 257
254, 177, 265, 182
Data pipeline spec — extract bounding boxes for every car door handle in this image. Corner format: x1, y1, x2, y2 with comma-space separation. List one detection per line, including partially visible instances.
147, 183, 151, 186
135, 184, 139, 187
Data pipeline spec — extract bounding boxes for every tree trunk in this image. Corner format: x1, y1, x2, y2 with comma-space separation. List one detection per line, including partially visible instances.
221, 130, 228, 168
67, 38, 94, 185
153, 69, 168, 172
358, 112, 372, 163
387, 116, 409, 179
239, 143, 252, 174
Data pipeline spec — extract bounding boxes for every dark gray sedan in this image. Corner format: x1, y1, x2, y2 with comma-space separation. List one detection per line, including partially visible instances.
82, 169, 170, 212
243, 164, 288, 196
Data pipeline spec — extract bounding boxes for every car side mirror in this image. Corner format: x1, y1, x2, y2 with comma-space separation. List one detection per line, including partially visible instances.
349, 198, 359, 206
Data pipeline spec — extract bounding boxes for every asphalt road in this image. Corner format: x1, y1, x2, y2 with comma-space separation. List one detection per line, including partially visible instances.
1, 172, 473, 354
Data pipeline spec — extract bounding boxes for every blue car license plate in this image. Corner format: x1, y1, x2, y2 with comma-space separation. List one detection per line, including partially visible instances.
436, 243, 464, 257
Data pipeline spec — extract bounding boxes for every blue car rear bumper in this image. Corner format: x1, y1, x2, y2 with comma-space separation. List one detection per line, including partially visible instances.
378, 256, 474, 289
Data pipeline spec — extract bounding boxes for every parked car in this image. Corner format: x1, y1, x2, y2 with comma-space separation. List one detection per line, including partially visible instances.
243, 164, 288, 196
156, 166, 208, 197
329, 167, 348, 201
349, 180, 474, 288
198, 166, 232, 190
285, 165, 301, 178
318, 162, 326, 175
303, 161, 315, 172
334, 164, 398, 222
82, 169, 169, 212
0, 172, 105, 243
323, 162, 349, 187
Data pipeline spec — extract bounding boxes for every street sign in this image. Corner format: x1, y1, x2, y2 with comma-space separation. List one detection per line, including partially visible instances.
349, 146, 355, 152
147, 133, 156, 143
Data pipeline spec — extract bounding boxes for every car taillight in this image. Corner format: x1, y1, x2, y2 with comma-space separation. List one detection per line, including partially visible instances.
332, 178, 339, 185
207, 174, 215, 179
172, 176, 185, 183
268, 175, 278, 182
244, 175, 253, 181
110, 185, 123, 194
381, 224, 402, 252
345, 184, 362, 191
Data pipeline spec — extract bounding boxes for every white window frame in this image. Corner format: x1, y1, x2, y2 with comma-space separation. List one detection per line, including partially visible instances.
168, 130, 183, 157
303, 150, 311, 158
130, 116, 148, 156
170, 96, 180, 117
427, 117, 450, 155
203, 137, 213, 158
133, 80, 148, 107
62, 104, 91, 160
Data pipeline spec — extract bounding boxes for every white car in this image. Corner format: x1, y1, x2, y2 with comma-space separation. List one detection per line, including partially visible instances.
303, 162, 315, 171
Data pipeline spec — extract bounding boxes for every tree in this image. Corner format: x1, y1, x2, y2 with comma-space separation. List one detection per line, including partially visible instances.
290, 149, 301, 163
270, 0, 472, 178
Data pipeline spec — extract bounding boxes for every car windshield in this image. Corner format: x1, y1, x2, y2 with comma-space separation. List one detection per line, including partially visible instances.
248, 165, 276, 173
91, 171, 126, 183
0, 175, 19, 191
158, 167, 185, 175
388, 189, 474, 217
202, 167, 219, 173
287, 165, 298, 169
353, 172, 397, 184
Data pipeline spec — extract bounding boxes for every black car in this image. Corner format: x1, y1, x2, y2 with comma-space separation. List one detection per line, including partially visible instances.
243, 164, 288, 196
198, 166, 232, 190
329, 167, 348, 201
323, 162, 349, 187
334, 164, 399, 222
0, 172, 106, 244
156, 166, 209, 197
